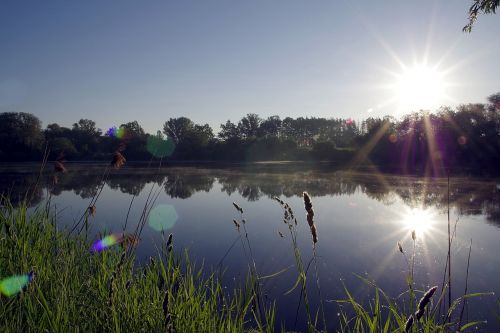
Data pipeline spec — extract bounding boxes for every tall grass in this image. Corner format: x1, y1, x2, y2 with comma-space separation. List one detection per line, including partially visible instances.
0, 199, 273, 332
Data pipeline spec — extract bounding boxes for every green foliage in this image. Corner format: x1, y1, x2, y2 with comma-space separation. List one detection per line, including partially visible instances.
0, 201, 273, 332
464, 0, 500, 32
0, 112, 44, 160
0, 91, 499, 169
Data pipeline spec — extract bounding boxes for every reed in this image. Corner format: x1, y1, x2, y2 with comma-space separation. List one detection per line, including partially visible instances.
274, 196, 316, 332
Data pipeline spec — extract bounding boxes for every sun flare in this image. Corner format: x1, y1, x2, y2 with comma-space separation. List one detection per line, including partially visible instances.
392, 64, 447, 113
399, 207, 436, 237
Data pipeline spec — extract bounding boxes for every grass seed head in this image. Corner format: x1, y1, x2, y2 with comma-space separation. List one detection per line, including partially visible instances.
404, 315, 414, 332
232, 202, 243, 214
418, 286, 438, 311
303, 191, 318, 243
166, 233, 173, 247
163, 291, 169, 317
398, 241, 404, 254
415, 308, 424, 320
54, 161, 66, 173
88, 205, 96, 217
111, 151, 126, 169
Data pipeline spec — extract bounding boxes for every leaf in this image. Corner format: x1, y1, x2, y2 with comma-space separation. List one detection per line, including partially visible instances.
258, 265, 292, 280
459, 320, 487, 331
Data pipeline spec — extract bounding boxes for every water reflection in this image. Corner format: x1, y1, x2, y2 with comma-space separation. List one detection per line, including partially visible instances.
1, 164, 499, 331
398, 207, 437, 236
1, 165, 498, 226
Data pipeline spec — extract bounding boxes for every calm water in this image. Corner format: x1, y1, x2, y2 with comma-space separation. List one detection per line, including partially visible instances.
2, 163, 500, 331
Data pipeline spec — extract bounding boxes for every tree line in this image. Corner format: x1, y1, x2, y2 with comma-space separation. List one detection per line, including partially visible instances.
0, 92, 499, 174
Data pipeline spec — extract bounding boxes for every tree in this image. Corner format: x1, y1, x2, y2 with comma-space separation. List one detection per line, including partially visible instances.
258, 115, 282, 138
487, 92, 500, 112
49, 137, 78, 157
237, 113, 261, 138
71, 119, 101, 156
191, 124, 214, 145
120, 121, 145, 137
0, 112, 44, 160
464, 0, 500, 32
163, 117, 194, 144
72, 119, 101, 137
45, 123, 72, 140
218, 120, 240, 141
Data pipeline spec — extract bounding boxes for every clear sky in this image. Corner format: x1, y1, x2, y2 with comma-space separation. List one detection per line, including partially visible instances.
1, 0, 499, 133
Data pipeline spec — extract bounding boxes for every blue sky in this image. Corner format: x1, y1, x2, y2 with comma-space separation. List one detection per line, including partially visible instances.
1, 0, 499, 133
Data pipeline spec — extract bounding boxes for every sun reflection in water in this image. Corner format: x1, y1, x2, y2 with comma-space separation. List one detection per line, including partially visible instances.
399, 207, 437, 237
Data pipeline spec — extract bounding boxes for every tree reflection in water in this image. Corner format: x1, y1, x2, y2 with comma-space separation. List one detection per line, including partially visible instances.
1, 164, 498, 225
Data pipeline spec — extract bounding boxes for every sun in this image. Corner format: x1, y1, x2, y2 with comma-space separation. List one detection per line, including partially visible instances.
392, 63, 447, 113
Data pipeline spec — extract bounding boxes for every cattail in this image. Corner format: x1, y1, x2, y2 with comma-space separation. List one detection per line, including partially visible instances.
398, 241, 404, 254
233, 219, 240, 229
411, 230, 416, 241
88, 205, 96, 217
166, 233, 173, 247
404, 315, 414, 332
54, 161, 66, 173
232, 202, 243, 214
303, 192, 318, 243
111, 151, 126, 169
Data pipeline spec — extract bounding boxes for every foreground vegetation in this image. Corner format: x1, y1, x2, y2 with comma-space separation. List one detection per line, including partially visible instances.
0, 201, 278, 332
0, 193, 492, 332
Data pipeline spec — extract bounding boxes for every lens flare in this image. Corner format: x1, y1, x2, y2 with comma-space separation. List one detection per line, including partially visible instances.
91, 233, 123, 252
148, 204, 178, 232
146, 135, 175, 158
0, 272, 34, 296
106, 126, 126, 139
